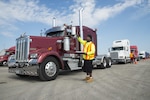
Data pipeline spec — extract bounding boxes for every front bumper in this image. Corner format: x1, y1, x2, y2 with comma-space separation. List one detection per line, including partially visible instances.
112, 59, 125, 63
8, 59, 39, 76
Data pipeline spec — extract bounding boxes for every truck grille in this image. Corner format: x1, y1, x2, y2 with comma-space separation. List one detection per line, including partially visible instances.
16, 36, 29, 62
110, 52, 118, 59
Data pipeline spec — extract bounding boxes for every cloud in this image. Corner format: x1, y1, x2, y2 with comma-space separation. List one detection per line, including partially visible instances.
0, 0, 149, 37
0, 0, 57, 37
68, 0, 145, 27
0, 0, 58, 25
0, 31, 14, 37
132, 0, 150, 19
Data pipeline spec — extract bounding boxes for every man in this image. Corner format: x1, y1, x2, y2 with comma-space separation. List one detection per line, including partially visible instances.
77, 34, 96, 83
130, 50, 135, 64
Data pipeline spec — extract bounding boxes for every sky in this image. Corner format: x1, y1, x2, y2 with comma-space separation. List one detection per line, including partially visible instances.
0, 0, 150, 54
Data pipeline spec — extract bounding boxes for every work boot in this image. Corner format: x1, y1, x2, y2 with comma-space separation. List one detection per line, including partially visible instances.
86, 77, 93, 83
83, 77, 90, 81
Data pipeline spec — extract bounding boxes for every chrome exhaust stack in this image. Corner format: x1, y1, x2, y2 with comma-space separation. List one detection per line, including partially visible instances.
79, 8, 84, 51
52, 17, 56, 27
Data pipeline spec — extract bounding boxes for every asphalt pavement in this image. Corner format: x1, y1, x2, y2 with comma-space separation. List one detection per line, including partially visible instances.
0, 59, 150, 100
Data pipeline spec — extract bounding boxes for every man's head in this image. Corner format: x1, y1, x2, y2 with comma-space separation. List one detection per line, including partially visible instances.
86, 34, 92, 42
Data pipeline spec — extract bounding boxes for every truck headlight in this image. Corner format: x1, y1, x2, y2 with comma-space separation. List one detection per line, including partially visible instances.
30, 53, 38, 59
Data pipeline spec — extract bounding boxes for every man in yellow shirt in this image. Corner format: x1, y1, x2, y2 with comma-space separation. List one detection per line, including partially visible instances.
77, 34, 96, 82
130, 50, 135, 64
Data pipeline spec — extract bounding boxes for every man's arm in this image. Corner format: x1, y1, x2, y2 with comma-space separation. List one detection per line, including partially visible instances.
77, 36, 87, 45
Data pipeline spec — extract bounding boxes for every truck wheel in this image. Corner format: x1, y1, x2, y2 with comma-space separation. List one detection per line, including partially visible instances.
124, 58, 127, 64
3, 61, 7, 66
39, 56, 59, 81
100, 57, 107, 69
106, 58, 112, 68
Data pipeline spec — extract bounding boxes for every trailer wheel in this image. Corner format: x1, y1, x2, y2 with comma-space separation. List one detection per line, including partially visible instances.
100, 57, 107, 69
39, 56, 59, 81
106, 58, 112, 68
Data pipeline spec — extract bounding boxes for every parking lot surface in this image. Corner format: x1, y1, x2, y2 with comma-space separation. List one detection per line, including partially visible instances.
0, 59, 150, 100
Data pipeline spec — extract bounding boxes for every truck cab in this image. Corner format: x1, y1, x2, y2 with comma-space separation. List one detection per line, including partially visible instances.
8, 10, 112, 81
8, 24, 112, 81
0, 46, 15, 66
109, 39, 130, 64
130, 45, 140, 61
139, 51, 146, 59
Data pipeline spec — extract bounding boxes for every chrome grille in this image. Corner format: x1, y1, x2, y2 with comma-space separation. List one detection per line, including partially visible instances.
110, 52, 118, 59
16, 36, 29, 62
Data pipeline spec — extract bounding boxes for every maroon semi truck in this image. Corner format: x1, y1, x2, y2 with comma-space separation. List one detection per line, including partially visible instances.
130, 45, 140, 61
0, 46, 15, 66
8, 11, 112, 81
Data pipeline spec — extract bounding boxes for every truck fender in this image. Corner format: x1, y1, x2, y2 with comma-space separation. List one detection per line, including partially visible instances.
100, 56, 105, 63
38, 51, 64, 69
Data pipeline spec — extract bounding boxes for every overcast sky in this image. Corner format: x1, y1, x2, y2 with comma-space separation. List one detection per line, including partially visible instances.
0, 0, 150, 54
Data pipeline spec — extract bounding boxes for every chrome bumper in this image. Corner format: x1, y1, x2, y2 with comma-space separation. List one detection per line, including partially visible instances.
8, 59, 39, 76
112, 59, 125, 62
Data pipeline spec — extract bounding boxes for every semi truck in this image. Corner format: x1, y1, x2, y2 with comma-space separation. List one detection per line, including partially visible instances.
139, 51, 150, 59
0, 46, 15, 66
109, 39, 130, 64
130, 45, 140, 61
8, 10, 112, 81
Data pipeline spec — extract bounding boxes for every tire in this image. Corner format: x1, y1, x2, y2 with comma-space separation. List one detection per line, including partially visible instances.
106, 58, 112, 68
124, 58, 127, 64
100, 57, 107, 69
39, 56, 59, 81
3, 61, 7, 66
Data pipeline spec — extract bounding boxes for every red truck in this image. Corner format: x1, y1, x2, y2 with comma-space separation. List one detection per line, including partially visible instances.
8, 10, 112, 81
130, 45, 140, 61
0, 46, 15, 66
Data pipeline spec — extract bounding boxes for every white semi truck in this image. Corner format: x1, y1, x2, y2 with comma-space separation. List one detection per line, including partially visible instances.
109, 39, 130, 64
139, 51, 148, 59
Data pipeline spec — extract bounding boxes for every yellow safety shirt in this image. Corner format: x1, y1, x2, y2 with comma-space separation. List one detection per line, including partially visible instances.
130, 53, 134, 58
78, 37, 95, 60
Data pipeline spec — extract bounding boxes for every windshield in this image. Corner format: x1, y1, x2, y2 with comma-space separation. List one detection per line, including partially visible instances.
112, 47, 124, 51
0, 49, 9, 56
139, 53, 144, 55
46, 31, 64, 37
131, 49, 136, 51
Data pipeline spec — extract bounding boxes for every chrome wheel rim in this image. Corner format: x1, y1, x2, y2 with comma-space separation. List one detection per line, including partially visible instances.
108, 59, 111, 66
103, 59, 107, 67
45, 62, 57, 77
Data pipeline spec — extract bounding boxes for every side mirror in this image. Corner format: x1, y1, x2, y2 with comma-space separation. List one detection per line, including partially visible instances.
71, 26, 76, 36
